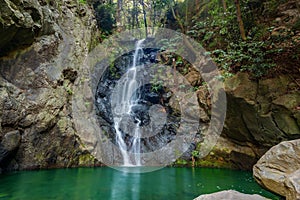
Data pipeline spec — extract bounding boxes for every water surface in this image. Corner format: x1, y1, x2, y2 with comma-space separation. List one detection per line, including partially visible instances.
0, 167, 279, 200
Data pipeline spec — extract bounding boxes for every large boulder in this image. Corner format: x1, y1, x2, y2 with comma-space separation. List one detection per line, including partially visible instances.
194, 190, 269, 200
285, 169, 300, 200
253, 139, 300, 200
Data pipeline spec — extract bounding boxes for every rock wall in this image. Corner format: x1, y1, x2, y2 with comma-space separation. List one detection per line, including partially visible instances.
193, 72, 300, 170
0, 0, 299, 172
0, 0, 99, 172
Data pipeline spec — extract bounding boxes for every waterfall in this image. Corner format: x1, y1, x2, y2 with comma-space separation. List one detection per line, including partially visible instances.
113, 39, 145, 166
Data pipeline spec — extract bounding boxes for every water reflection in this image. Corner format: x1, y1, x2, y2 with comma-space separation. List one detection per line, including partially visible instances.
110, 168, 141, 200
0, 167, 279, 200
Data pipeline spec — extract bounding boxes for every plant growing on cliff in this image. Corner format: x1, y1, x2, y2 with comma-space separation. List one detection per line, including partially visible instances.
191, 150, 199, 167
94, 3, 116, 34
63, 82, 74, 95
212, 40, 279, 77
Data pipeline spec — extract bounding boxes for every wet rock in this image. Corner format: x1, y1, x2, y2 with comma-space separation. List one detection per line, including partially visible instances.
95, 51, 182, 156
130, 104, 150, 125
0, 130, 21, 163
143, 91, 161, 104
253, 139, 300, 200
194, 190, 269, 200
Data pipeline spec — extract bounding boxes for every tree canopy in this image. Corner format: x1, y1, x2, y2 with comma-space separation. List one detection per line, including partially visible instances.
89, 0, 300, 78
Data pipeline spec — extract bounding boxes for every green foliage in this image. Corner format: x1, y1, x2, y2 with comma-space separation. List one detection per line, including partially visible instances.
186, 0, 286, 78
64, 84, 73, 95
188, 0, 255, 48
95, 4, 116, 34
151, 82, 163, 92
175, 159, 188, 165
159, 37, 182, 52
212, 40, 281, 77
79, 0, 86, 4
261, 0, 287, 18
150, 64, 164, 92
191, 150, 199, 157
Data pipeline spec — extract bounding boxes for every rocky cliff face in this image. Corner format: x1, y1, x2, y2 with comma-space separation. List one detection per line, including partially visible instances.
186, 71, 300, 170
0, 0, 99, 172
0, 0, 299, 172
191, 0, 300, 169
221, 73, 299, 169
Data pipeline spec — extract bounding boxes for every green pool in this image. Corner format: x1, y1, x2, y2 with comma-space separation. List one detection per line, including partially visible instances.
0, 167, 280, 200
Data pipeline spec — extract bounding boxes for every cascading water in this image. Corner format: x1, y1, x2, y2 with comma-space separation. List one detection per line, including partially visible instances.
96, 39, 181, 168
113, 39, 145, 166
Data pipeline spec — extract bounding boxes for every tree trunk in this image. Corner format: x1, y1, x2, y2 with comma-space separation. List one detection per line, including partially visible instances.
221, 0, 227, 11
170, 4, 185, 33
152, 2, 156, 34
234, 0, 246, 40
185, 0, 188, 25
195, 0, 200, 14
133, 0, 137, 29
140, 0, 148, 37
116, 0, 122, 31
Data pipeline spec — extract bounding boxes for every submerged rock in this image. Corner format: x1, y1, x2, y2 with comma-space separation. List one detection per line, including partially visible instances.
253, 139, 300, 200
194, 190, 269, 200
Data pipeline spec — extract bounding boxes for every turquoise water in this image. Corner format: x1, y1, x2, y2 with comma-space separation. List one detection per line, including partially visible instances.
0, 167, 279, 200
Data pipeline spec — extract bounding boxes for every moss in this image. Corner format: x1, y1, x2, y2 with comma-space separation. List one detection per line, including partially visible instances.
192, 144, 234, 168
195, 159, 233, 168
63, 81, 74, 95
78, 0, 86, 4
173, 156, 232, 168
79, 154, 95, 166
174, 159, 188, 166
251, 24, 269, 40
194, 153, 233, 168
35, 153, 45, 163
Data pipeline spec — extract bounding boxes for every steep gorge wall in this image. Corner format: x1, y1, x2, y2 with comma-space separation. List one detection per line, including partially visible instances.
0, 0, 99, 172
180, 66, 299, 170
0, 0, 299, 172
191, 0, 300, 169
200, 73, 300, 169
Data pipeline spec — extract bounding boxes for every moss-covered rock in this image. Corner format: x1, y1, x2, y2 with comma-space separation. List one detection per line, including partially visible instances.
79, 153, 96, 166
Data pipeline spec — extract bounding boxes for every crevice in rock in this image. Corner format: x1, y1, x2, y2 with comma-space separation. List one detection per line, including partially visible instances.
241, 112, 257, 144
62, 68, 78, 83
271, 112, 288, 137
